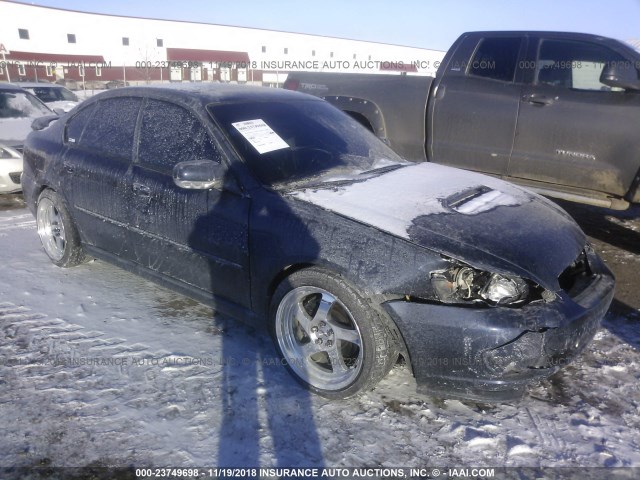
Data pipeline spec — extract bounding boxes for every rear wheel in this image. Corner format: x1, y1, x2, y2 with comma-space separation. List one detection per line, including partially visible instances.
270, 268, 395, 399
36, 189, 86, 267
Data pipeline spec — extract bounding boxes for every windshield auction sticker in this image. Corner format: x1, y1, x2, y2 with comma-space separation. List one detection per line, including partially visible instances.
232, 119, 289, 154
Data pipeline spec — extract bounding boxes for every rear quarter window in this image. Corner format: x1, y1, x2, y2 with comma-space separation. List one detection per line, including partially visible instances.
65, 103, 96, 144
79, 97, 142, 158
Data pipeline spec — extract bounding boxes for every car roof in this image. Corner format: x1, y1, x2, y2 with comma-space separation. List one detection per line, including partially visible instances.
0, 82, 30, 92
462, 30, 612, 40
91, 83, 320, 105
458, 31, 638, 57
12, 82, 60, 88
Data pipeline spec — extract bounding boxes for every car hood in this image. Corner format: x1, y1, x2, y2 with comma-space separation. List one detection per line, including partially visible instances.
289, 162, 585, 289
0, 117, 34, 147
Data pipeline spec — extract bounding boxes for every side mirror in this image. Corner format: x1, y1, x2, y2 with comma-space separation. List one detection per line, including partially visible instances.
600, 62, 640, 91
31, 115, 59, 131
173, 159, 225, 190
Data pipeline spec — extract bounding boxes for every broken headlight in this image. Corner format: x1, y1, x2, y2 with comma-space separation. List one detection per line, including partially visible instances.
430, 266, 539, 306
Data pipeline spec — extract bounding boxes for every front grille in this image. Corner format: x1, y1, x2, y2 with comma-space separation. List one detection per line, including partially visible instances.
558, 250, 593, 298
9, 172, 21, 184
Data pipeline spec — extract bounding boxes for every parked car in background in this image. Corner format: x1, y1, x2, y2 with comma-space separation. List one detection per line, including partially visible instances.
18, 82, 80, 113
53, 79, 106, 92
0, 83, 54, 193
55, 78, 80, 91
83, 80, 107, 91
22, 85, 614, 401
105, 80, 130, 89
0, 144, 23, 194
286, 31, 640, 210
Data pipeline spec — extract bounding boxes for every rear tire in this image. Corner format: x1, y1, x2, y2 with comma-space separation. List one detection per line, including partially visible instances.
270, 267, 395, 399
36, 189, 86, 267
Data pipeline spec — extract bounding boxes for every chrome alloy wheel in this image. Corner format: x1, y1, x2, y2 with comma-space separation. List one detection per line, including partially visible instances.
275, 286, 364, 391
37, 196, 67, 262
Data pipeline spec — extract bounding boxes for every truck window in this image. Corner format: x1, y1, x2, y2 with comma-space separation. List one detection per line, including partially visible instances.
536, 39, 631, 91
468, 37, 522, 82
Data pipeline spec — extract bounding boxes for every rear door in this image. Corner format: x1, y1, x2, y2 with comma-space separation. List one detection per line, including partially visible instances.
428, 35, 525, 175
129, 98, 252, 307
509, 36, 640, 196
61, 97, 141, 256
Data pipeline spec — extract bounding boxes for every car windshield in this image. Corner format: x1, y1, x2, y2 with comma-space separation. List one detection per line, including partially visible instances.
0, 91, 52, 119
30, 86, 78, 103
208, 99, 407, 188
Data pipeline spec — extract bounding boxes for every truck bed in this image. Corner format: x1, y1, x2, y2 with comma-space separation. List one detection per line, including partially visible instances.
286, 73, 433, 162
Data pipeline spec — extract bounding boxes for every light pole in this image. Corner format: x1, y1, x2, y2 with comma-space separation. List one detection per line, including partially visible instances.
1, 47, 11, 82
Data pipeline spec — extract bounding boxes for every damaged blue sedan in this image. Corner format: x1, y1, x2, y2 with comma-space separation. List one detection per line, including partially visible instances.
22, 84, 615, 401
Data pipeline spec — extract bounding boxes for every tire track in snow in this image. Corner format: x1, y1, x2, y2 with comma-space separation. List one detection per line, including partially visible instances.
0, 301, 225, 468
523, 405, 566, 454
0, 213, 35, 232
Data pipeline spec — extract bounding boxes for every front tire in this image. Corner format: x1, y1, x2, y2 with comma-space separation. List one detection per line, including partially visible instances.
270, 268, 395, 399
36, 189, 86, 267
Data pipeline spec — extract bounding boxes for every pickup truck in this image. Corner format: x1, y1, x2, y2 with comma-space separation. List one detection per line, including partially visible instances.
284, 31, 640, 210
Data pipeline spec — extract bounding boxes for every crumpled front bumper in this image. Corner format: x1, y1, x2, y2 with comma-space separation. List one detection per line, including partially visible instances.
382, 252, 615, 402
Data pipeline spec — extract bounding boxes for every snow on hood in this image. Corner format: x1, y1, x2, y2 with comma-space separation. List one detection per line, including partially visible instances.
0, 117, 34, 146
289, 162, 585, 287
289, 162, 532, 241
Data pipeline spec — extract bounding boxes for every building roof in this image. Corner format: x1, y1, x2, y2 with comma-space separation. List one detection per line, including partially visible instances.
1, 0, 437, 51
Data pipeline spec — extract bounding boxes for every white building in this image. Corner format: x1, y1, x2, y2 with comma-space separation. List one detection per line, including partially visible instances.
0, 1, 445, 88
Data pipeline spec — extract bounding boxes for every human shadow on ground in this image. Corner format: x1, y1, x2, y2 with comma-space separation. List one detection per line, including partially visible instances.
189, 167, 325, 469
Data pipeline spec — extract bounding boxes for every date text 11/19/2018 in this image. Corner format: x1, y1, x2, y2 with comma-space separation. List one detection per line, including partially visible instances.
134, 467, 496, 478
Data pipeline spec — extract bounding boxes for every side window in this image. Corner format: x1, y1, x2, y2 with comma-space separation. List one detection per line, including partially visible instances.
468, 37, 522, 82
79, 97, 142, 158
33, 88, 56, 102
138, 99, 219, 171
537, 39, 630, 91
65, 103, 95, 144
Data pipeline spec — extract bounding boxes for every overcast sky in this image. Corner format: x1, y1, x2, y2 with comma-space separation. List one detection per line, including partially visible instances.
9, 0, 640, 51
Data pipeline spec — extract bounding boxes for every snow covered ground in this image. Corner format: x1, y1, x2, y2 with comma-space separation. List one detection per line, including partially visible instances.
1, 204, 639, 476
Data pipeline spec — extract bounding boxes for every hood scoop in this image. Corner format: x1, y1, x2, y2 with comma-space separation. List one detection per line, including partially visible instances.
444, 185, 520, 215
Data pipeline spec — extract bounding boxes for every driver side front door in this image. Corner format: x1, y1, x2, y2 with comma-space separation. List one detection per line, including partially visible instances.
129, 98, 252, 308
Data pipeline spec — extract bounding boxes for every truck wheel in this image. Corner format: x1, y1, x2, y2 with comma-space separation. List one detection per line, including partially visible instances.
36, 189, 86, 267
270, 268, 395, 399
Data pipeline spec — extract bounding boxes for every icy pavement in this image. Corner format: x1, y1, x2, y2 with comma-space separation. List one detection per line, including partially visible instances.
0, 207, 639, 473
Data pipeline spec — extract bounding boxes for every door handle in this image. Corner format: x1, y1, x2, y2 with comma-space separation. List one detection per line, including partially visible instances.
523, 94, 555, 106
132, 183, 151, 197
63, 163, 75, 173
